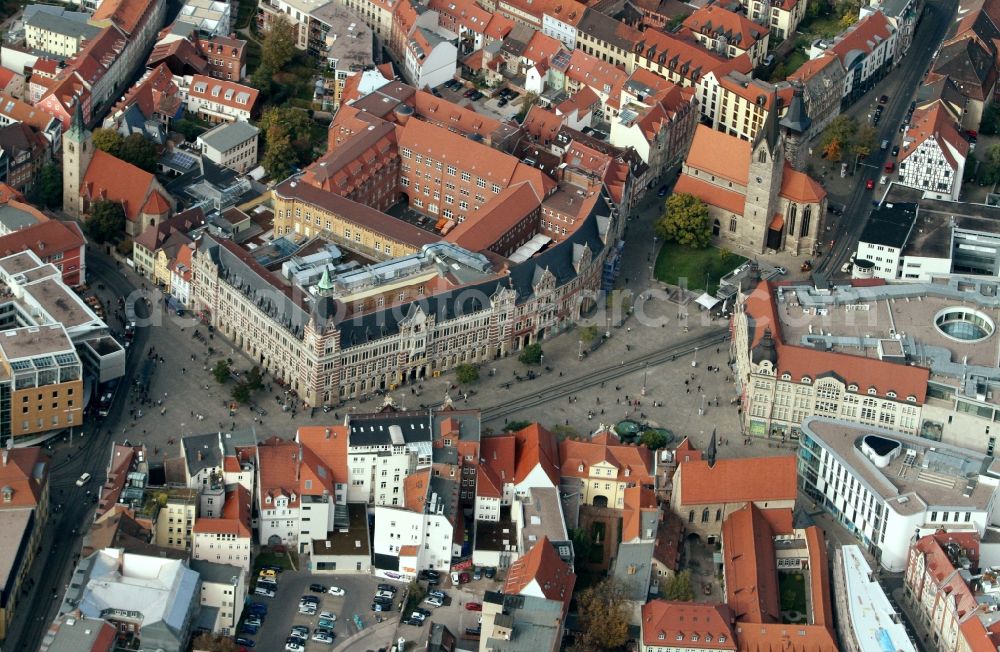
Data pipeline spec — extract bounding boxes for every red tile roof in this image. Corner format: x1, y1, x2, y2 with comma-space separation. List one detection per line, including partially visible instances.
0, 219, 85, 260
779, 163, 826, 204
734, 623, 839, 651
827, 11, 894, 66
503, 536, 576, 611
622, 485, 658, 542
257, 437, 301, 507
447, 182, 541, 252
684, 124, 750, 184
641, 600, 737, 649
683, 4, 766, 49
678, 456, 797, 505
674, 173, 746, 215
404, 468, 430, 513
188, 75, 258, 113
296, 425, 350, 487
565, 49, 628, 96
478, 435, 516, 498
900, 103, 969, 171
194, 486, 252, 537
523, 31, 563, 64
141, 191, 171, 217
560, 430, 654, 484
805, 525, 833, 629
80, 149, 162, 223
91, 0, 151, 35
721, 503, 780, 623
742, 281, 930, 402
673, 437, 702, 462
0, 447, 47, 508
653, 512, 684, 571
512, 423, 560, 486
523, 105, 566, 142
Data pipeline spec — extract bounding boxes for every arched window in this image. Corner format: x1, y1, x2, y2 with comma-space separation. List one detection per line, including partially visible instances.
688, 510, 695, 523
729, 215, 737, 232
758, 148, 766, 163
715, 509, 722, 521
701, 508, 710, 523
788, 204, 797, 236
802, 206, 812, 236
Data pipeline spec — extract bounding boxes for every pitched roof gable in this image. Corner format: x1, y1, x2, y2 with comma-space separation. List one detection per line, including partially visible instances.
678, 455, 797, 505
80, 149, 160, 222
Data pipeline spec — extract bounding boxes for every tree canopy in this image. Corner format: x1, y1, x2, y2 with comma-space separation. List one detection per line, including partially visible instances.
260, 106, 317, 180
518, 343, 544, 365
192, 632, 238, 652
212, 359, 231, 384
84, 200, 125, 244
819, 116, 877, 163
119, 133, 157, 172
92, 128, 123, 156
30, 163, 62, 209
639, 429, 668, 450
574, 578, 631, 651
662, 570, 695, 601
455, 363, 479, 384
655, 192, 711, 248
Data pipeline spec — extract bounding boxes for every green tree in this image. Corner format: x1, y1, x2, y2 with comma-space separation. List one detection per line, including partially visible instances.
92, 128, 123, 156
503, 420, 532, 432
232, 382, 251, 404
261, 16, 296, 73
454, 363, 479, 385
662, 570, 696, 601
570, 527, 593, 562
30, 163, 62, 209
245, 366, 264, 391
261, 133, 298, 180
212, 359, 231, 384
518, 343, 544, 365
192, 632, 238, 652
84, 200, 125, 243
118, 133, 157, 172
172, 119, 206, 142
981, 144, 1000, 185
851, 124, 878, 160
575, 579, 631, 651
656, 192, 711, 248
640, 429, 668, 450
578, 324, 599, 345
982, 103, 1000, 135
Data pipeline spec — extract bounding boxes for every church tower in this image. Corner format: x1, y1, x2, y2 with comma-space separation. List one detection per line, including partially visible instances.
742, 100, 785, 254
779, 84, 812, 171
62, 99, 93, 218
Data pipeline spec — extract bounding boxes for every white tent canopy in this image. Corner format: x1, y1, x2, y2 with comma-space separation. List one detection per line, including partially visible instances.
695, 293, 720, 310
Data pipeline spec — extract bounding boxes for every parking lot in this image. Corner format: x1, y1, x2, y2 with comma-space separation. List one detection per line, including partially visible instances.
241, 571, 404, 651
393, 573, 504, 647
434, 80, 524, 122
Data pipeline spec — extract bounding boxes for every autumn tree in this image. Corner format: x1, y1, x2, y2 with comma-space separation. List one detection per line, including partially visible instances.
851, 124, 878, 160
578, 324, 599, 345
84, 200, 125, 243
575, 578, 631, 651
212, 359, 231, 384
260, 106, 316, 179
655, 192, 711, 248
252, 16, 296, 92
819, 115, 855, 161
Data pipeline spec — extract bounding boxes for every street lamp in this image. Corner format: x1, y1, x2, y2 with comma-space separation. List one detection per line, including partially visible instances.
63, 408, 77, 445
641, 362, 648, 396
699, 394, 705, 416
692, 347, 698, 368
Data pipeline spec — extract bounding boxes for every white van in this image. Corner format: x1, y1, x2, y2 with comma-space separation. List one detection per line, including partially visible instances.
254, 586, 275, 598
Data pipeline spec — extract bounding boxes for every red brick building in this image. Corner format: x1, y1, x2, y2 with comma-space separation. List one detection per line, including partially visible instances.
0, 220, 87, 286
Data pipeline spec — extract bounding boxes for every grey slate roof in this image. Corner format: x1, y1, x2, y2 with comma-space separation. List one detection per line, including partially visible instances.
198, 120, 260, 153
612, 540, 654, 600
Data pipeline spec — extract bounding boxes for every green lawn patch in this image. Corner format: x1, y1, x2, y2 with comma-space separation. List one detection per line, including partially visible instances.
654, 241, 747, 295
253, 549, 296, 573
779, 571, 808, 614
797, 12, 843, 40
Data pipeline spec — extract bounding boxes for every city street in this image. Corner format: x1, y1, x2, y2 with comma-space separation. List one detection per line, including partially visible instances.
811, 0, 959, 277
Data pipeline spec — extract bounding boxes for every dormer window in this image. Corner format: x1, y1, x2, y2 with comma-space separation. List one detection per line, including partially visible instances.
658, 632, 665, 640
691, 634, 699, 642
1, 486, 11, 503
676, 633, 684, 641
578, 464, 584, 472
868, 387, 878, 395
907, 395, 917, 402
801, 376, 812, 384
887, 391, 897, 398
265, 495, 271, 504
706, 634, 712, 642
719, 636, 726, 643
848, 384, 858, 392
624, 468, 630, 477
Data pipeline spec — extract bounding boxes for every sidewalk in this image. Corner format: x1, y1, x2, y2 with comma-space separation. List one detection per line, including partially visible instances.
332, 615, 399, 652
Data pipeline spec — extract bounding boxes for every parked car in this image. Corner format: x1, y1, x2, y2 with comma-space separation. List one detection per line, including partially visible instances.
259, 569, 276, 578
248, 603, 267, 615
419, 570, 440, 580
409, 611, 427, 622
459, 572, 471, 584
473, 568, 482, 581
463, 89, 476, 98
415, 607, 432, 618
470, 91, 483, 101
284, 644, 304, 652
377, 584, 397, 593
245, 616, 263, 627
403, 617, 423, 626
239, 624, 258, 635
426, 576, 441, 586
318, 611, 337, 621
428, 590, 446, 599
327, 586, 345, 596
375, 590, 394, 599
309, 583, 326, 593
866, 179, 875, 190
235, 638, 256, 648
891, 145, 900, 157
424, 596, 444, 607
253, 587, 275, 598
298, 605, 317, 615
484, 567, 496, 579
465, 626, 482, 636
318, 617, 336, 629
312, 632, 335, 644
879, 94, 889, 104
76, 473, 91, 487
880, 139, 889, 150
465, 602, 483, 611
498, 98, 508, 107
370, 602, 388, 612
885, 161, 895, 172
300, 595, 320, 604
656, 185, 669, 197
291, 626, 309, 638
763, 53, 775, 66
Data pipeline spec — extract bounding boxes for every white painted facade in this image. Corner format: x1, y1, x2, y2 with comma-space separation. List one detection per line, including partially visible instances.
196, 565, 245, 636
403, 34, 457, 91
542, 13, 576, 49
372, 505, 456, 579
346, 443, 429, 505
257, 491, 298, 547
898, 137, 965, 201
856, 239, 903, 280
192, 530, 252, 571
798, 418, 999, 572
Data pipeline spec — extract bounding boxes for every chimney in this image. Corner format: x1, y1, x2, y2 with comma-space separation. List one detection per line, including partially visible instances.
197, 451, 202, 461
2, 449, 7, 466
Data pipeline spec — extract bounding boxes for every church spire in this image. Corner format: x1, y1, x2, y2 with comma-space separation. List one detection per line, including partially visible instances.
67, 97, 85, 142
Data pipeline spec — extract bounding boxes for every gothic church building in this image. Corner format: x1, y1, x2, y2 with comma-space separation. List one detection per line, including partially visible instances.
674, 89, 826, 256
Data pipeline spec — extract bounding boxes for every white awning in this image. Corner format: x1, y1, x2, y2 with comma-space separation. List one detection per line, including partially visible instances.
695, 293, 719, 310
